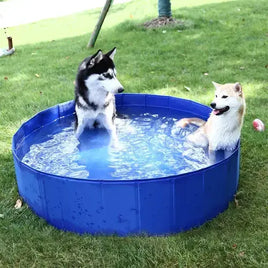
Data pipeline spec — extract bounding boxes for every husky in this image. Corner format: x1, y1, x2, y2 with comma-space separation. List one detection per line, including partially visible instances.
74, 47, 124, 139
177, 82, 246, 160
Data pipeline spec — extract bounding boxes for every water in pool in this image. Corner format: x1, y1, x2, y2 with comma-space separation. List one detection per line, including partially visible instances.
21, 108, 210, 180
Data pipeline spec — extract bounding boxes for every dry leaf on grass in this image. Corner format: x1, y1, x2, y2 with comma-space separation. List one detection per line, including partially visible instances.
232, 244, 237, 249
234, 194, 239, 207
14, 199, 23, 209
239, 251, 245, 257
35, 74, 40, 78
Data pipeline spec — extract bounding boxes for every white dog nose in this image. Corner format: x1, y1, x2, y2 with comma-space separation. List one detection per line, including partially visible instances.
210, 102, 216, 109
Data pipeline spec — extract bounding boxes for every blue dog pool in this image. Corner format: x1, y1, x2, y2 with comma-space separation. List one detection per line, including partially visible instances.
12, 94, 240, 236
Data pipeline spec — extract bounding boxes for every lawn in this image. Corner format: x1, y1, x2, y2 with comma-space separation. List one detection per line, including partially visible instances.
0, 0, 267, 266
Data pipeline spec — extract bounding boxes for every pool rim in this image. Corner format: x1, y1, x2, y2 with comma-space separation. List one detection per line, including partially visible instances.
12, 93, 240, 183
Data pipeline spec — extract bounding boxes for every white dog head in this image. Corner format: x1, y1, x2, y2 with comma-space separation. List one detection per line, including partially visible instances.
210, 82, 245, 116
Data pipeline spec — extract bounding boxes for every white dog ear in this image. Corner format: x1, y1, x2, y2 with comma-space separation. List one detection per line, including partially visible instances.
212, 81, 221, 89
106, 47, 116, 60
234, 82, 242, 95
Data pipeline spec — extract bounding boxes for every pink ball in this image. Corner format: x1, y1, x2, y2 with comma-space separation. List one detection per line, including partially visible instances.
252, 119, 265, 132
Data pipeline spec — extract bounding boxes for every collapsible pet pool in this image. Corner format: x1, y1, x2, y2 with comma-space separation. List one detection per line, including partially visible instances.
12, 94, 240, 236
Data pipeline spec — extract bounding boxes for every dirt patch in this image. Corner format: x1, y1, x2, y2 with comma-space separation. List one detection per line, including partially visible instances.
143, 17, 184, 29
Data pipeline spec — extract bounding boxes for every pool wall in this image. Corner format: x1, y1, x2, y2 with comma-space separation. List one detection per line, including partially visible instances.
12, 94, 240, 236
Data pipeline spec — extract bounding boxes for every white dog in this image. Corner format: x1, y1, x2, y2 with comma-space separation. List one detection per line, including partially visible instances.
177, 82, 246, 159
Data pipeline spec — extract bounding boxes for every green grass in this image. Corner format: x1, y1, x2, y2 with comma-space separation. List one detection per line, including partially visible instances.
0, 0, 268, 266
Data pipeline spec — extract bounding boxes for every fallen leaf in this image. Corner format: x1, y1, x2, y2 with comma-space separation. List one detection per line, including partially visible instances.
234, 194, 239, 207
184, 86, 191, 91
204, 72, 209, 76
239, 251, 245, 257
35, 74, 40, 78
232, 244, 237, 249
4, 76, 8, 80
14, 199, 23, 209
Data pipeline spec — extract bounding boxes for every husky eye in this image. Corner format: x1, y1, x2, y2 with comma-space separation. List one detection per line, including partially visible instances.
222, 95, 228, 99
103, 73, 113, 79
215, 95, 218, 98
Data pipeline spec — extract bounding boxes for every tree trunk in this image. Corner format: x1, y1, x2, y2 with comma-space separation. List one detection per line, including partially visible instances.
158, 0, 172, 17
88, 0, 113, 48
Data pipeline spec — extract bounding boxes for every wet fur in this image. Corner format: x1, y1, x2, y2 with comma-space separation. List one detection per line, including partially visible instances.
178, 82, 246, 158
74, 48, 124, 139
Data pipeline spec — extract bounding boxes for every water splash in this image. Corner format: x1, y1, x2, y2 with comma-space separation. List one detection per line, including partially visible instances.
21, 111, 210, 180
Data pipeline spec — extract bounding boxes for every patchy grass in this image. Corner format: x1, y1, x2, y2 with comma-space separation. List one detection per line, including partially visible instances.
0, 0, 267, 267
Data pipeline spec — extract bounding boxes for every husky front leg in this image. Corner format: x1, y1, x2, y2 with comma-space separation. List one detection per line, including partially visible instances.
75, 119, 85, 139
105, 120, 117, 141
75, 111, 88, 139
76, 117, 96, 138
99, 114, 118, 144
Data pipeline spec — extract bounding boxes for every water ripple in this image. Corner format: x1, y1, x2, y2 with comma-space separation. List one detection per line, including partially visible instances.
21, 111, 210, 180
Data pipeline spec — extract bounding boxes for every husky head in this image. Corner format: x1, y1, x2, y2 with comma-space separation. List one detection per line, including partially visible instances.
210, 82, 245, 116
76, 47, 124, 94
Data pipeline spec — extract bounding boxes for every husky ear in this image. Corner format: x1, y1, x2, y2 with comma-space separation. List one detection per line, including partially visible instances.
79, 50, 103, 70
106, 47, 116, 60
212, 81, 222, 89
234, 82, 242, 95
88, 49, 103, 67
79, 61, 87, 71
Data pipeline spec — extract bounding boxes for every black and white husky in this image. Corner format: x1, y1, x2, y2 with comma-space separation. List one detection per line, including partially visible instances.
74, 48, 124, 139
